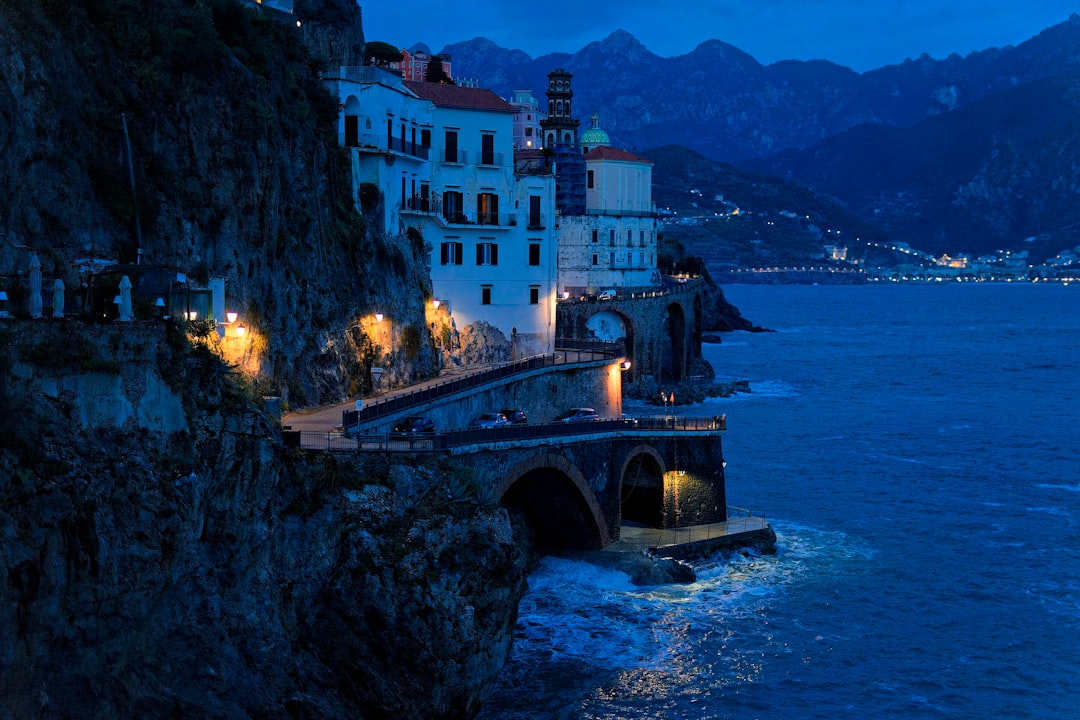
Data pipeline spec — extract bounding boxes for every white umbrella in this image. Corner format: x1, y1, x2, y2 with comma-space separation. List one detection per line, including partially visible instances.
119, 275, 134, 321
52, 279, 65, 318
28, 254, 42, 318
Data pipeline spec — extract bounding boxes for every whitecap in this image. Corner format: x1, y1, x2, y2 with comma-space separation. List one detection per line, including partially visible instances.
1035, 483, 1080, 493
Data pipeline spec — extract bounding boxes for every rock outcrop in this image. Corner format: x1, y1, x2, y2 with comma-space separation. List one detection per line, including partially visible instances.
0, 320, 527, 718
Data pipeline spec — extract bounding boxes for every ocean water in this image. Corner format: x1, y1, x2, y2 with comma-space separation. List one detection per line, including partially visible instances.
478, 283, 1080, 720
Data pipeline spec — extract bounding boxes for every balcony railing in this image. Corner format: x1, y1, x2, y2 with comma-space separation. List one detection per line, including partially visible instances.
440, 150, 509, 167
346, 132, 429, 160
400, 197, 516, 227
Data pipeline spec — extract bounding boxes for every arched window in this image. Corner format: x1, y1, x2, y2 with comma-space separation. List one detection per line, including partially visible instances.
556, 100, 563, 116
566, 101, 571, 116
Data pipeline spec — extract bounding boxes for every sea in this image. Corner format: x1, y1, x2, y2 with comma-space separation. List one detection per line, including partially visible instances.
477, 282, 1080, 720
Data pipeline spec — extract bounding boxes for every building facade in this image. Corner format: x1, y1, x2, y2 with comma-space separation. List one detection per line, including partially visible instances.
510, 90, 545, 151
556, 115, 660, 296
397, 48, 452, 82
403, 80, 557, 356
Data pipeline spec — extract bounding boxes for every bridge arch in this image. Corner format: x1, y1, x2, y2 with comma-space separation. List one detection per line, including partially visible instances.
497, 452, 610, 552
585, 309, 636, 376
619, 446, 667, 527
665, 301, 687, 381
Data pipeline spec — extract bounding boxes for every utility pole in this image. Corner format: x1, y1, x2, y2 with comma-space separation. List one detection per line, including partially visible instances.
121, 113, 143, 264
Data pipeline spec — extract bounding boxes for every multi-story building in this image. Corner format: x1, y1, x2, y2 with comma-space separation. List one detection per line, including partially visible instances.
402, 80, 557, 356
509, 90, 544, 151
397, 47, 452, 82
329, 66, 433, 237
556, 111, 660, 296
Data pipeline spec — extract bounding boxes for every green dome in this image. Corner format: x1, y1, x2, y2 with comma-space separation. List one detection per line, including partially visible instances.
580, 113, 610, 147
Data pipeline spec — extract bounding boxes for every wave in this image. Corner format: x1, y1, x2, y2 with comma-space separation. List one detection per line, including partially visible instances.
1036, 482, 1080, 493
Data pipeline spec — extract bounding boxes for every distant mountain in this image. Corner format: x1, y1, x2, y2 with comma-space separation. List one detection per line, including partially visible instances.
442, 16, 1080, 163
746, 77, 1080, 259
439, 17, 1080, 258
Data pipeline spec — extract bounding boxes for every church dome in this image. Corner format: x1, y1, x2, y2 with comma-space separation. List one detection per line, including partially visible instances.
580, 112, 610, 149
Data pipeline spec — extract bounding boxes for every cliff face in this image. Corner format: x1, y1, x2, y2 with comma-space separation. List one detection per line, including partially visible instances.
0, 321, 527, 718
0, 0, 438, 408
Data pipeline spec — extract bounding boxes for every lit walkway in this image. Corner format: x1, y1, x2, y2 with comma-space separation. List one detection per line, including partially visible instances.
609, 516, 773, 558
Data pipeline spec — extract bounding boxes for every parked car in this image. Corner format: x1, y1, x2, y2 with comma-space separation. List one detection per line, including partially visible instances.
499, 408, 528, 425
469, 412, 510, 429
598, 289, 617, 301
391, 416, 435, 437
555, 407, 600, 423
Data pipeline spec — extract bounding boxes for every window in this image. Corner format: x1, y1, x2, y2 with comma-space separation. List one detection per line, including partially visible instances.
609, 229, 615, 246
528, 243, 541, 266
440, 241, 463, 265
421, 128, 431, 148
481, 133, 495, 165
640, 230, 646, 246
481, 286, 492, 305
529, 287, 540, 305
477, 193, 499, 225
609, 252, 615, 267
476, 242, 499, 266
639, 252, 646, 266
525, 127, 533, 136
444, 130, 458, 163
587, 170, 594, 189
443, 190, 464, 223
592, 254, 598, 266
529, 195, 542, 228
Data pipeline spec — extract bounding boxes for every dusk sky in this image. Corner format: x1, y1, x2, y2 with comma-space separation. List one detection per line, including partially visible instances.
360, 0, 1077, 72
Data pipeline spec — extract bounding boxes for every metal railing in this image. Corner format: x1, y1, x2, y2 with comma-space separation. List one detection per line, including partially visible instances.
287, 412, 724, 453
341, 341, 623, 428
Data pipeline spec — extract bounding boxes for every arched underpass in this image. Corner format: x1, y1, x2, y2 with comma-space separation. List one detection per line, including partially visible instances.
620, 451, 665, 528
500, 468, 606, 554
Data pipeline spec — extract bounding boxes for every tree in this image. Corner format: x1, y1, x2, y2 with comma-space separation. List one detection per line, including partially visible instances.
425, 55, 454, 85
364, 41, 402, 68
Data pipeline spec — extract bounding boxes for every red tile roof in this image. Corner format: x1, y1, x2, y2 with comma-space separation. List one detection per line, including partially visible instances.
584, 146, 652, 164
403, 81, 515, 113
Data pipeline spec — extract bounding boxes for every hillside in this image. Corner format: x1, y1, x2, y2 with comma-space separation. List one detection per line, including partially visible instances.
644, 146, 886, 268
747, 77, 1080, 259
0, 0, 435, 407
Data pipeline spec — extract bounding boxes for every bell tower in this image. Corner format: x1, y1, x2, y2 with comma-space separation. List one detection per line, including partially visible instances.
540, 68, 586, 215
540, 68, 579, 150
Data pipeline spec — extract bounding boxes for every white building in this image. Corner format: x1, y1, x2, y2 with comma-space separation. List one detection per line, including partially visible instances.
558, 114, 660, 296
509, 90, 544, 151
402, 80, 557, 356
328, 66, 433, 237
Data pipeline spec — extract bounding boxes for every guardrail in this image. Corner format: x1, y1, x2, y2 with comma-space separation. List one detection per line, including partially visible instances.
343, 341, 623, 428
287, 413, 724, 453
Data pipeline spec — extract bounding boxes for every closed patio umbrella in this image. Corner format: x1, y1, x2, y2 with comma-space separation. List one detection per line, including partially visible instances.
29, 254, 42, 318
119, 275, 134, 321
52, 279, 65, 318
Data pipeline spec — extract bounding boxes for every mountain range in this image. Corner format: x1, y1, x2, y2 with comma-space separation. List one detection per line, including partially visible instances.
433, 16, 1080, 260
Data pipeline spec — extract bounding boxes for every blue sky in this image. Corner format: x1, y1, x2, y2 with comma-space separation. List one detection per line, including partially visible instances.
359, 0, 1077, 72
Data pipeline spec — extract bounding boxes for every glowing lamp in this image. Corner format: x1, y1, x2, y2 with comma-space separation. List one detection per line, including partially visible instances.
432, 299, 441, 308
226, 311, 238, 324
374, 313, 384, 322
236, 324, 247, 337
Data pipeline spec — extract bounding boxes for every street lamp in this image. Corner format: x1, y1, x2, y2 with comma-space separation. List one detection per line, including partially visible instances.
226, 311, 238, 324
374, 312, 384, 322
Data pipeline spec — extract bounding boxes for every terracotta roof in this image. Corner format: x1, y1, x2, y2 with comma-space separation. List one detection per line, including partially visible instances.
584, 146, 652, 164
403, 81, 515, 113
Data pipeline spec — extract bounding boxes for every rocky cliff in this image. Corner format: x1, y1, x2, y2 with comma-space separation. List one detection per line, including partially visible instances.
0, 320, 527, 718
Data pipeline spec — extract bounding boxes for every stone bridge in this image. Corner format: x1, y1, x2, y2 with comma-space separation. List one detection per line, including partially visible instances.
293, 421, 728, 552
555, 279, 707, 383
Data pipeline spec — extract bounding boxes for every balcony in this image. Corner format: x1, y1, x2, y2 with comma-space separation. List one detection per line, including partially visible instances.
439, 150, 509, 168
346, 132, 429, 161
400, 197, 515, 228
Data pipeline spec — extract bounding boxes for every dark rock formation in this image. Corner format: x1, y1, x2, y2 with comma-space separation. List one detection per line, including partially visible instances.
0, 321, 527, 718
